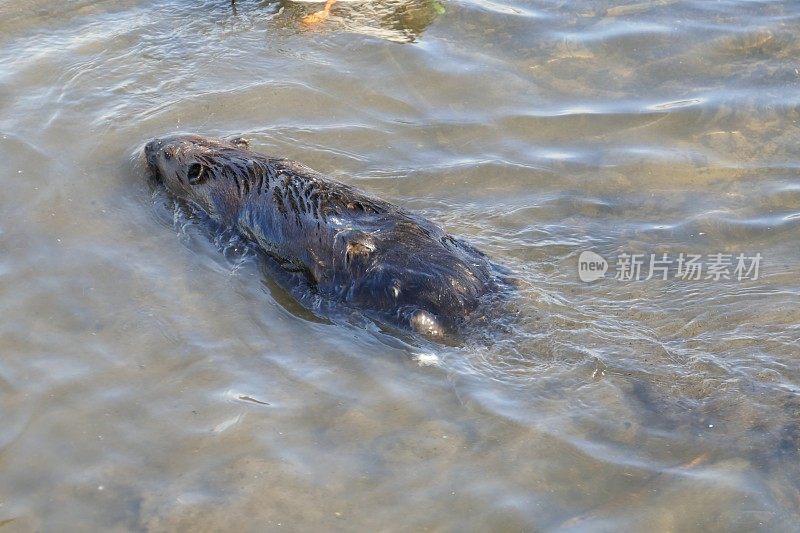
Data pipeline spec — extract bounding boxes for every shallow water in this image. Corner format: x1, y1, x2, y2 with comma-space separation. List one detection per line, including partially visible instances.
1, 0, 799, 530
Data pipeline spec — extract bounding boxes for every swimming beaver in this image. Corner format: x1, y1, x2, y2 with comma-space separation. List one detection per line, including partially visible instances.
144, 134, 498, 340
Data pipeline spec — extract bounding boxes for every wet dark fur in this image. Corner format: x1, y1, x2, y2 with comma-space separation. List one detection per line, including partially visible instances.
144, 134, 499, 341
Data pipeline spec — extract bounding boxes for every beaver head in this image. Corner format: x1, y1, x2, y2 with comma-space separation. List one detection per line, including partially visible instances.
144, 134, 252, 223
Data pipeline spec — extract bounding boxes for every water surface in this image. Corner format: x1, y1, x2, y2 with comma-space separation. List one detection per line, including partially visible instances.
1, 0, 799, 530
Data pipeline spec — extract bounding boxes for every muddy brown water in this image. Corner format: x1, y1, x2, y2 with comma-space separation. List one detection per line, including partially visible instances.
1, 0, 799, 530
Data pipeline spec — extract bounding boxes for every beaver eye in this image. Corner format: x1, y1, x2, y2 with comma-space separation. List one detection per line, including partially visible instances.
187, 163, 207, 185
164, 148, 173, 160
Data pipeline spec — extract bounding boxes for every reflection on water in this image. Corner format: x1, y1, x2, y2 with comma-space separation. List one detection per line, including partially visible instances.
233, 0, 444, 42
0, 0, 799, 530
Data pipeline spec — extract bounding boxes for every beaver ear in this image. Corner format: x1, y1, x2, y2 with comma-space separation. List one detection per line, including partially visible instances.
187, 162, 209, 185
229, 137, 250, 149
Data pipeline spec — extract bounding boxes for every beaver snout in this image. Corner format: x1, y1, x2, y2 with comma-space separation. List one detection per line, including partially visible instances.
144, 138, 162, 162
144, 138, 164, 181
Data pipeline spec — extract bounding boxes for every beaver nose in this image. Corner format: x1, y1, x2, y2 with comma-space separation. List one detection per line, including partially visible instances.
144, 138, 162, 160
144, 139, 164, 181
